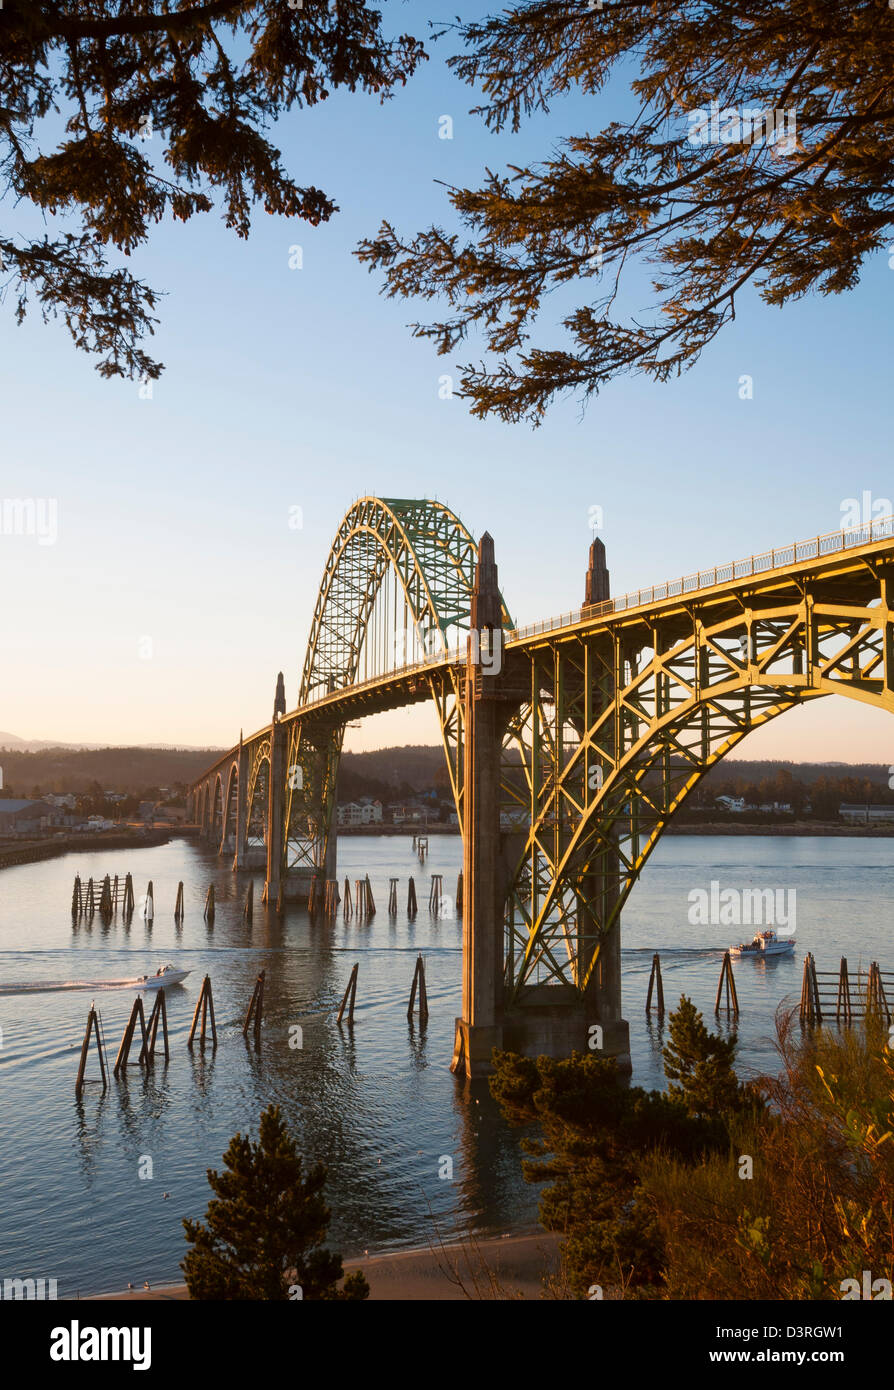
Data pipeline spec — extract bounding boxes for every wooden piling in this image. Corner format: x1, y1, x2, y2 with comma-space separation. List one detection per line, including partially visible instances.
85, 878, 96, 915
187, 975, 217, 1049
714, 950, 739, 1017
365, 875, 375, 914
799, 951, 822, 1024
99, 874, 113, 920
242, 880, 254, 924
343, 877, 353, 920
203, 884, 215, 924
142, 989, 170, 1063
143, 880, 154, 920
407, 876, 417, 918
867, 961, 891, 1025
388, 878, 398, 916
407, 953, 429, 1023
429, 874, 443, 915
123, 873, 135, 920
455, 871, 463, 913
337, 963, 359, 1024
114, 996, 148, 1075
645, 953, 665, 1017
75, 1005, 108, 1095
243, 970, 265, 1042
71, 875, 82, 917
835, 956, 852, 1024
174, 881, 185, 922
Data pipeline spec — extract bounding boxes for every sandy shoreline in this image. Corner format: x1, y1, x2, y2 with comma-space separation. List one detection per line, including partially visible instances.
84, 1229, 564, 1302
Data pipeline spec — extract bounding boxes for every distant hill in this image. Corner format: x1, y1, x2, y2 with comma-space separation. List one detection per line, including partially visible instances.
0, 745, 227, 795
0, 741, 889, 805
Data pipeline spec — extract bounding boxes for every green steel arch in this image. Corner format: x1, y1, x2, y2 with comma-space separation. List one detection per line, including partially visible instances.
299, 496, 511, 702
285, 497, 512, 880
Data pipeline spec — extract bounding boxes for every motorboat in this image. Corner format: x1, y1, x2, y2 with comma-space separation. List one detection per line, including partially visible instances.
729, 930, 795, 958
133, 964, 191, 990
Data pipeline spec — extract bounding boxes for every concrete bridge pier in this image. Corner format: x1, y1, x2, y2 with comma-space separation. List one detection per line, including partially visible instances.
452, 529, 631, 1079
233, 731, 248, 871
452, 533, 521, 1079
263, 673, 287, 908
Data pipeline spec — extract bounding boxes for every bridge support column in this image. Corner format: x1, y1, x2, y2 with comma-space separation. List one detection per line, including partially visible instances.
452, 533, 516, 1080
263, 674, 287, 908
233, 732, 248, 872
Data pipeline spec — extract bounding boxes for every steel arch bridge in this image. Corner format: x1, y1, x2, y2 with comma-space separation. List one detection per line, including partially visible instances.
191, 499, 894, 1076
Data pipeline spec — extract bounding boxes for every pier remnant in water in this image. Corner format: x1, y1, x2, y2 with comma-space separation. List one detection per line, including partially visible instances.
174, 881, 185, 923
337, 963, 359, 1024
645, 953, 665, 1017
242, 880, 254, 924
114, 996, 148, 1076
407, 877, 417, 918
203, 884, 215, 924
799, 952, 822, 1024
714, 950, 739, 1018
75, 1004, 108, 1096
188, 976, 217, 1050
428, 874, 443, 916
243, 970, 265, 1045
123, 873, 135, 921
142, 989, 170, 1063
407, 954, 429, 1024
388, 878, 398, 916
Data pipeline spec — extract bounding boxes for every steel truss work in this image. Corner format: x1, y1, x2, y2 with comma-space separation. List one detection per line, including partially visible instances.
502, 547, 894, 1002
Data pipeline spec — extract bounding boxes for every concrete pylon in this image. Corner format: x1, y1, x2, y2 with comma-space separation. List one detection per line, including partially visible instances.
233, 730, 248, 871
584, 534, 610, 606
452, 533, 511, 1079
264, 674, 287, 907
579, 539, 630, 1071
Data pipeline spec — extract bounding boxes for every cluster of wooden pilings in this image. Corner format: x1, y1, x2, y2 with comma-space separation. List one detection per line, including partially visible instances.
320, 871, 462, 924
71, 873, 133, 924
799, 954, 893, 1024
336, 953, 430, 1027
644, 949, 894, 1030
412, 834, 429, 862
72, 875, 199, 926
74, 971, 267, 1094
645, 950, 741, 1019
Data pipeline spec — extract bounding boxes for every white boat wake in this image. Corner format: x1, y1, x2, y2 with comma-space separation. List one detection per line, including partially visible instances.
0, 978, 149, 995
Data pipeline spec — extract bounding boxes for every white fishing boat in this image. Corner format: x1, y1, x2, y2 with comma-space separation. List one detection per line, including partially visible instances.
133, 964, 191, 990
729, 929, 795, 958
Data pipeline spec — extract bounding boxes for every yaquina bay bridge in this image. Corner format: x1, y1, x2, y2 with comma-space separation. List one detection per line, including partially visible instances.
190, 499, 894, 1078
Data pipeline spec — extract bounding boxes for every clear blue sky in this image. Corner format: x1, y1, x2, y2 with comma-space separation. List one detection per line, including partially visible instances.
2, 3, 891, 761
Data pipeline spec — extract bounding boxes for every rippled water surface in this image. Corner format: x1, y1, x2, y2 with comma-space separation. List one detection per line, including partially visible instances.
0, 832, 889, 1295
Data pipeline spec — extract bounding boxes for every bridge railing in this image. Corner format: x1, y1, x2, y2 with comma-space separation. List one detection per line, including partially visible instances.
301, 643, 465, 707
508, 514, 894, 642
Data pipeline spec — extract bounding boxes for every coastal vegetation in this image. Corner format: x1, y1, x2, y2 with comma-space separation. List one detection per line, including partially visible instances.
491, 1002, 894, 1299
182, 1104, 368, 1301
